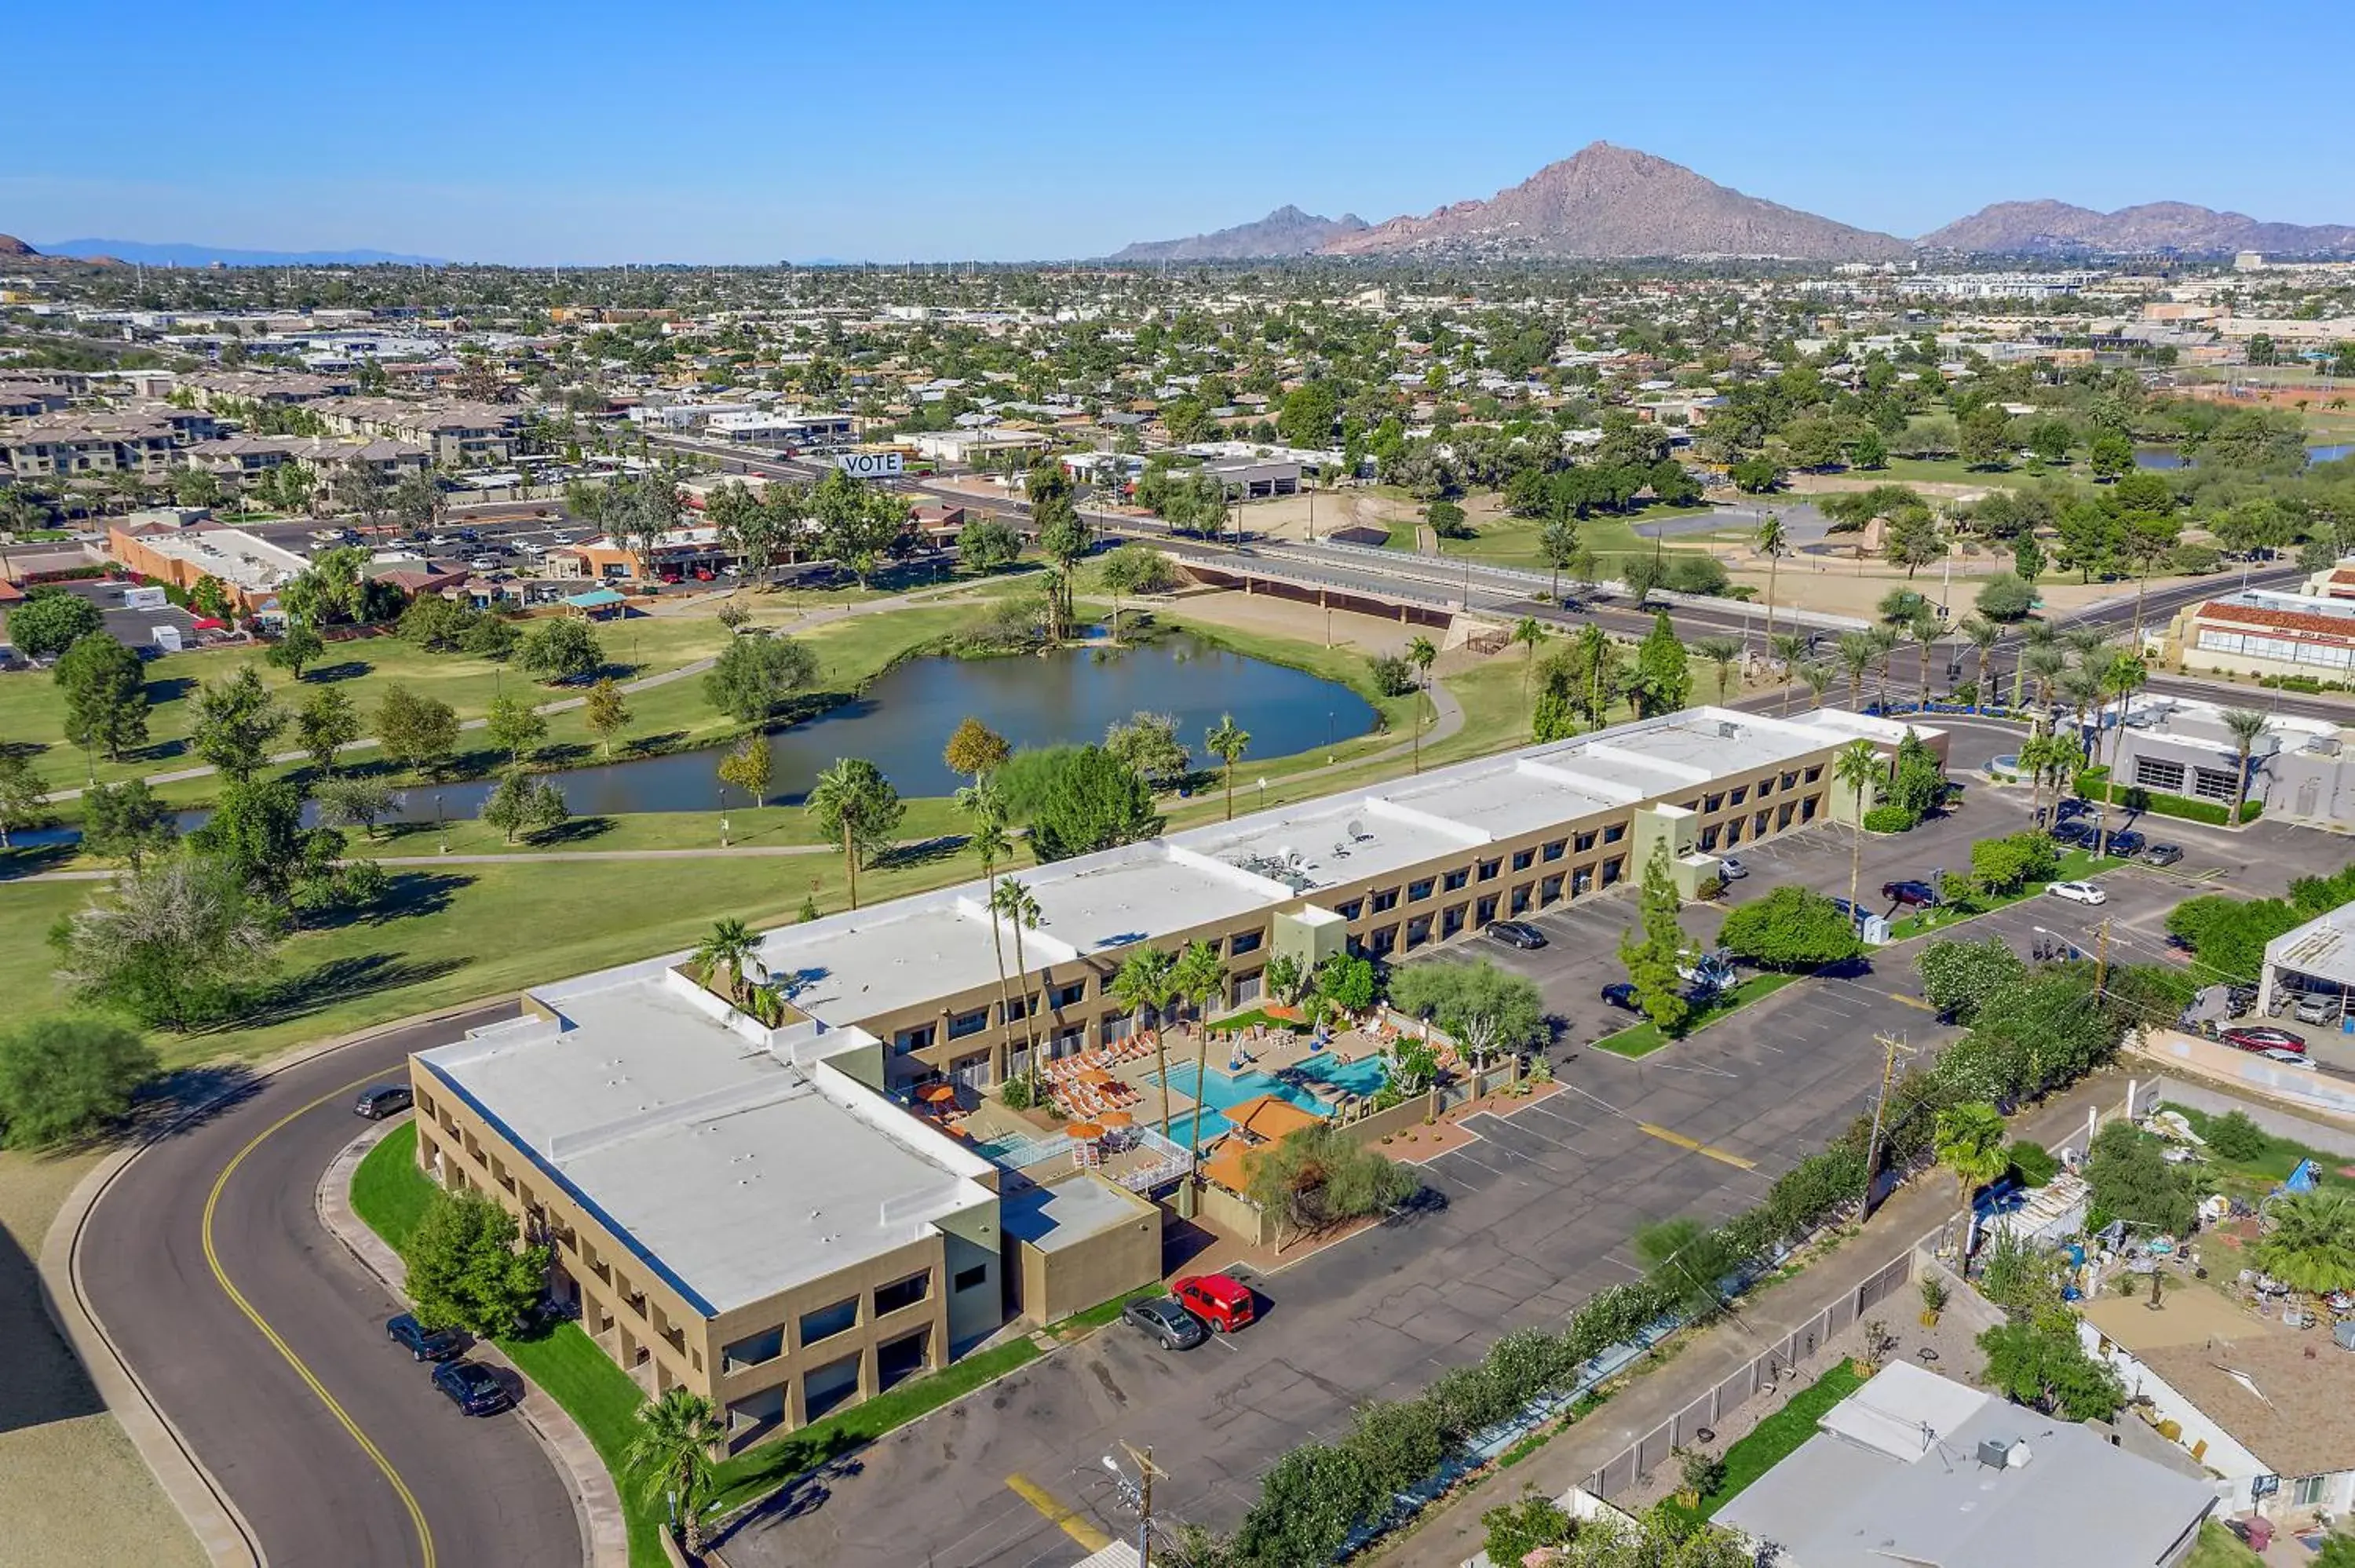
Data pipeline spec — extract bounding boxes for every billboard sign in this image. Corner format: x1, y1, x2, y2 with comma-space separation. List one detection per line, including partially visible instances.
835, 451, 904, 480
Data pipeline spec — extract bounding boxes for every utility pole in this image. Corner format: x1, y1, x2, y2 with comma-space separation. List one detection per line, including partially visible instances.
1860, 1033, 1916, 1221
2094, 917, 2111, 999
1105, 1441, 1167, 1568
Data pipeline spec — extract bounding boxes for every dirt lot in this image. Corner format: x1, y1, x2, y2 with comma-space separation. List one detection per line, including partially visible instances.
0, 1147, 203, 1568
1150, 585, 1429, 656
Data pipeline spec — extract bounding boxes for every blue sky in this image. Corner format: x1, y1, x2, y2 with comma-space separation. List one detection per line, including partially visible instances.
6, 0, 2348, 264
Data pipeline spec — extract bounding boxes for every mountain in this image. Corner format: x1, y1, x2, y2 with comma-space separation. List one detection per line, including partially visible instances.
1110, 206, 1368, 262
35, 239, 449, 268
1920, 199, 2355, 257
0, 234, 36, 257
1317, 143, 1911, 261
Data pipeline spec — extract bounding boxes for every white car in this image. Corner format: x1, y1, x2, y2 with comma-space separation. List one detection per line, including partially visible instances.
2046, 880, 2107, 906
2258, 1048, 2317, 1070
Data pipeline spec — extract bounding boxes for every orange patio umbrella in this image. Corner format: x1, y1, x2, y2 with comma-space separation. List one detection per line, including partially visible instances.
1066, 1121, 1104, 1140
1076, 1067, 1115, 1085
1096, 1109, 1133, 1129
915, 1084, 958, 1104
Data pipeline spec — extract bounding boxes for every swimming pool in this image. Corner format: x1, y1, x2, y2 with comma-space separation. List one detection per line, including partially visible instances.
1149, 1052, 1392, 1138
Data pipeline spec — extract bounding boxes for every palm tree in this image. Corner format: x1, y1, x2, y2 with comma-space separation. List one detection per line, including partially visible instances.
691, 918, 762, 1006
1755, 510, 1788, 658
1692, 635, 1741, 704
1575, 623, 1614, 726
624, 1387, 725, 1553
1833, 740, 1884, 916
958, 783, 1020, 1085
1905, 611, 1941, 712
1203, 714, 1251, 822
1798, 659, 1835, 713
2256, 1190, 2355, 1300
805, 757, 900, 910
991, 878, 1042, 1081
1768, 632, 1809, 715
2094, 651, 2148, 853
2222, 707, 2269, 826
1510, 617, 1548, 697
1170, 939, 1226, 1153
2021, 642, 2067, 715
1957, 614, 2001, 706
1868, 625, 1901, 709
1109, 946, 1179, 1133
1933, 1103, 2010, 1204
1404, 634, 1438, 774
1835, 631, 1877, 710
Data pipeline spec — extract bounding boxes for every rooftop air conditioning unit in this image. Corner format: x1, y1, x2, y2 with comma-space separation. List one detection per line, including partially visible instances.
1718, 720, 1740, 738
2309, 738, 2343, 758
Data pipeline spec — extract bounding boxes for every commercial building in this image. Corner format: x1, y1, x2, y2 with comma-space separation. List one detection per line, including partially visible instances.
403, 704, 1933, 1448
2167, 587, 2355, 683
106, 516, 309, 616
1717, 1362, 2214, 1568
2097, 693, 2353, 830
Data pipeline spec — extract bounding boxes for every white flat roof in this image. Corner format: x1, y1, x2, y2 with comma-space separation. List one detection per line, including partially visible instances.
415, 973, 995, 1316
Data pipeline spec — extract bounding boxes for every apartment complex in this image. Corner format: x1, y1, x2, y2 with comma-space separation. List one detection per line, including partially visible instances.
313, 396, 523, 467
406, 705, 1932, 1449
0, 404, 217, 479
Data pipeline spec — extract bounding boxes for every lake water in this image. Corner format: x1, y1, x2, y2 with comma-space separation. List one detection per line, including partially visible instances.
2135, 444, 2350, 470
27, 634, 1380, 842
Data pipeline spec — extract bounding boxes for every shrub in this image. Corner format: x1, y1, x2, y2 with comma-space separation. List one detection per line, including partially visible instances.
2203, 1110, 2270, 1163
2006, 1139, 2060, 1187
1718, 885, 1862, 970
1862, 804, 1919, 833
1367, 652, 1417, 697
0, 1016, 160, 1147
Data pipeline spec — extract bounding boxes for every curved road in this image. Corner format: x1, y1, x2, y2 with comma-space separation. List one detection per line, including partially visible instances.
76, 1002, 579, 1568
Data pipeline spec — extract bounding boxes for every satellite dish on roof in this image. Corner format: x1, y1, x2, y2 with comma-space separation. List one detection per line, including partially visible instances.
1346, 820, 1364, 841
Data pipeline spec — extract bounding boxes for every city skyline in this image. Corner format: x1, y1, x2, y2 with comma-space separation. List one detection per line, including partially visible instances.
8, 0, 2352, 265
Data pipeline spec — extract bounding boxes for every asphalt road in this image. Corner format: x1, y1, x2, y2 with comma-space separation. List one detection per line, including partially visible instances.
75, 1001, 578, 1568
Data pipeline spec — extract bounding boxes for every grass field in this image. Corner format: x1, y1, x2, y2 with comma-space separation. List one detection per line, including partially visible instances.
1593, 972, 1804, 1059
1655, 1358, 1865, 1527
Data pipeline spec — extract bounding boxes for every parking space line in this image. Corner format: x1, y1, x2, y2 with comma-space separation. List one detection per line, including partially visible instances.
1006, 1475, 1112, 1552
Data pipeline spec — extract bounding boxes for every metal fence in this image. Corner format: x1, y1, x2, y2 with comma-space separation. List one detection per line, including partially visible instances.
1582, 1249, 1916, 1499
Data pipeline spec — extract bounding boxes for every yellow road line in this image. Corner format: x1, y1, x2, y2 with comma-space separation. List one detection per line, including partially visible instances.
203, 1074, 437, 1568
1636, 1123, 1757, 1170
1006, 1473, 1112, 1551
1882, 993, 1939, 1013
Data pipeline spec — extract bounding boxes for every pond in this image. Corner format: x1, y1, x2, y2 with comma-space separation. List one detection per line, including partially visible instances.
24, 633, 1382, 844
2135, 444, 2351, 470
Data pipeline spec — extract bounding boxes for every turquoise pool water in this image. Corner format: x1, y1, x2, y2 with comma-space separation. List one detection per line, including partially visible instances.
1148, 1053, 1393, 1147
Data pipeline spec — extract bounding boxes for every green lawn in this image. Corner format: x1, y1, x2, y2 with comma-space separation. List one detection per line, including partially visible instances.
2160, 1102, 2355, 1195
1883, 846, 2121, 941
2188, 1520, 2266, 1568
1593, 971, 1803, 1059
1423, 507, 1720, 571
1657, 1358, 1865, 1529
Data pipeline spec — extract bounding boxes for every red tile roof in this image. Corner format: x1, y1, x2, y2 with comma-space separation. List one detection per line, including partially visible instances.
2196, 600, 2355, 639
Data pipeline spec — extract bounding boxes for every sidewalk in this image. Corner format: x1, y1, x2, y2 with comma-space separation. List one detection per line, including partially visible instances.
1373, 1071, 2128, 1568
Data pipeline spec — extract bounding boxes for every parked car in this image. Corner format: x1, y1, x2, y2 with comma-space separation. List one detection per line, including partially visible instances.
1828, 895, 1867, 928
1716, 854, 1748, 881
387, 1314, 466, 1362
2050, 821, 2098, 848
2046, 881, 2108, 906
2141, 844, 2185, 868
1601, 981, 1642, 1012
431, 1360, 511, 1416
353, 1084, 413, 1119
2055, 797, 2092, 821
2224, 1026, 2306, 1055
1170, 1273, 1256, 1333
1881, 880, 1940, 908
2257, 1048, 2318, 1070
1484, 919, 1546, 950
2295, 993, 2342, 1026
2103, 829, 2147, 857
1122, 1295, 1207, 1351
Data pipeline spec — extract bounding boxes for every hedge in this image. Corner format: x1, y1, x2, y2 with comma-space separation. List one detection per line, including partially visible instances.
2072, 766, 2259, 826
1861, 805, 1919, 833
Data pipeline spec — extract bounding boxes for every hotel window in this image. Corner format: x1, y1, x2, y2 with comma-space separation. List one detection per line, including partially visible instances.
873, 1271, 931, 1316
1803, 766, 1822, 784
2133, 757, 2187, 793
954, 1263, 990, 1293
892, 1025, 932, 1054
1571, 833, 1594, 854
1408, 878, 1435, 902
1730, 785, 1750, 805
798, 1298, 859, 1347
1545, 838, 1569, 860
1442, 868, 1470, 892
1229, 930, 1263, 956
1601, 856, 1625, 887
1700, 826, 1721, 851
1053, 980, 1087, 1008
1335, 899, 1364, 920
947, 1008, 990, 1041
722, 1327, 785, 1373
1477, 859, 1502, 882
1371, 888, 1400, 913
1602, 823, 1626, 844
1511, 848, 1535, 872
1703, 793, 1724, 813
1540, 874, 1565, 903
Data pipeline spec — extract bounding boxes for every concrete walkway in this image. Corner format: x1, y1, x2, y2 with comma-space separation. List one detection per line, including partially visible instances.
1373, 1070, 2135, 1568
317, 1121, 630, 1568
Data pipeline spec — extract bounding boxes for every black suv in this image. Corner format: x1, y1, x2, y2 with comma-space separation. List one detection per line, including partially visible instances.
1881, 880, 1939, 908
388, 1314, 466, 1362
1123, 1294, 1208, 1351
354, 1084, 413, 1119
432, 1361, 511, 1416
1485, 920, 1546, 950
